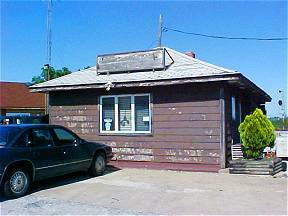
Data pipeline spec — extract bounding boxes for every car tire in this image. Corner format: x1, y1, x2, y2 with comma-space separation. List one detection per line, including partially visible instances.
89, 152, 106, 176
3, 168, 30, 199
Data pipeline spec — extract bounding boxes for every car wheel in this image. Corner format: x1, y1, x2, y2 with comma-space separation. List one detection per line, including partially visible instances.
3, 168, 30, 199
89, 152, 106, 176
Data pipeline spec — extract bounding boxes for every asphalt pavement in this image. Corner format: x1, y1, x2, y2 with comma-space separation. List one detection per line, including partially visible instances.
1, 167, 287, 215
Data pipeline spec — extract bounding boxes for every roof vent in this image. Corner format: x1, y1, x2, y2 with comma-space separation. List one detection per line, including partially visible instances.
185, 51, 196, 58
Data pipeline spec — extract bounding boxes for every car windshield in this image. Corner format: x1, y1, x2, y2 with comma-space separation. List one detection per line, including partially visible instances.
0, 127, 22, 145
19, 117, 42, 124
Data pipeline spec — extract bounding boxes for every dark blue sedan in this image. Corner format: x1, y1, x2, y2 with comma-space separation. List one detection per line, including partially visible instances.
0, 124, 113, 198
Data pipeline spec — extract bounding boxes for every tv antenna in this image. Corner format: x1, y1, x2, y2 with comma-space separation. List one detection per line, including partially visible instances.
44, 0, 52, 115
46, 0, 52, 71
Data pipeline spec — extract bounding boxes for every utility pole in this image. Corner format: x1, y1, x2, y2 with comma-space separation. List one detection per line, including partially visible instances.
278, 89, 286, 130
157, 14, 163, 47
45, 0, 52, 115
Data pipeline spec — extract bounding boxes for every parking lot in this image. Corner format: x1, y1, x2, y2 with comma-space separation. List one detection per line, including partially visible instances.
1, 167, 287, 215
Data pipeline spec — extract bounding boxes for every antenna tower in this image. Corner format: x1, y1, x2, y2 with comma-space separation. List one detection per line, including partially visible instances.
46, 0, 52, 68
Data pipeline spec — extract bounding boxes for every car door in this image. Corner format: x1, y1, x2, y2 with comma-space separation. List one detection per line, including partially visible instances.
52, 127, 92, 173
28, 128, 66, 180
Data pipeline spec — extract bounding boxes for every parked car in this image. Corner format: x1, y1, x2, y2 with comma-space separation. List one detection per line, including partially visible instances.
0, 115, 49, 125
0, 124, 113, 198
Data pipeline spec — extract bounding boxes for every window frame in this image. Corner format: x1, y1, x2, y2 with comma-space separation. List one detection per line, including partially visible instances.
12, 131, 29, 148
99, 93, 152, 134
52, 127, 79, 147
28, 128, 55, 148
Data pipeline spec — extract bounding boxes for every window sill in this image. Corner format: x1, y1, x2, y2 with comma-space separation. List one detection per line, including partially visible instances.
98, 132, 153, 137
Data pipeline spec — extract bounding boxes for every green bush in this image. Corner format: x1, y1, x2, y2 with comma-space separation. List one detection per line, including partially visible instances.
238, 108, 276, 159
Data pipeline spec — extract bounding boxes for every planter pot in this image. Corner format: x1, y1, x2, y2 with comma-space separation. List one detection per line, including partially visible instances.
229, 157, 282, 175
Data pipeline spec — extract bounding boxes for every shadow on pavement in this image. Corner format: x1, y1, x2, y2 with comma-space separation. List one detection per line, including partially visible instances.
0, 165, 120, 202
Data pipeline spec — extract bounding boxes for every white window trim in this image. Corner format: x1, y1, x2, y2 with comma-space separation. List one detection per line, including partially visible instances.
99, 93, 151, 134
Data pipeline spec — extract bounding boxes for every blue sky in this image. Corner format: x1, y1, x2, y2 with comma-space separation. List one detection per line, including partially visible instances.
1, 0, 287, 117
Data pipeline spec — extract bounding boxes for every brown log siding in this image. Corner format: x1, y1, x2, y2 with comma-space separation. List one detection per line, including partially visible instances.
49, 84, 221, 171
225, 86, 264, 166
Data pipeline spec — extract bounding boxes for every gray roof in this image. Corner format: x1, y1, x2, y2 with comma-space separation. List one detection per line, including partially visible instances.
31, 47, 239, 89
30, 47, 270, 101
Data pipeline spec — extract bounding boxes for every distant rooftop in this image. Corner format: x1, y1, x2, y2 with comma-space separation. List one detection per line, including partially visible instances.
0, 82, 45, 109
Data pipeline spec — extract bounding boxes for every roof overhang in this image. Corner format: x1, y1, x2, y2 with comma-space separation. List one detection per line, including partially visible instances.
227, 74, 271, 102
30, 73, 271, 102
30, 74, 239, 91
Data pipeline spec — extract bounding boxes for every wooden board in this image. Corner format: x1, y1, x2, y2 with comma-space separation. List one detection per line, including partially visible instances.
229, 158, 283, 175
49, 84, 222, 169
109, 161, 221, 172
97, 48, 173, 74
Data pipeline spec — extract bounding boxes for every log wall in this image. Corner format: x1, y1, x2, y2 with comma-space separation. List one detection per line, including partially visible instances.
49, 84, 222, 171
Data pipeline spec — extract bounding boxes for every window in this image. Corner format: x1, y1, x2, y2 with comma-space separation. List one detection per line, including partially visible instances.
118, 96, 132, 131
102, 97, 115, 131
13, 132, 29, 147
100, 94, 151, 133
231, 96, 236, 121
30, 129, 54, 147
231, 96, 242, 144
135, 95, 150, 131
0, 127, 22, 145
53, 128, 77, 146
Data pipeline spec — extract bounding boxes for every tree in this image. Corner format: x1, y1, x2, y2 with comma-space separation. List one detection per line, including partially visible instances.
238, 108, 276, 159
32, 67, 71, 84
269, 117, 288, 131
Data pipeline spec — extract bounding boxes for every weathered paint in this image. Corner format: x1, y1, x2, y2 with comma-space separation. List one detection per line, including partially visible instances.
219, 87, 226, 168
97, 48, 173, 74
48, 83, 264, 171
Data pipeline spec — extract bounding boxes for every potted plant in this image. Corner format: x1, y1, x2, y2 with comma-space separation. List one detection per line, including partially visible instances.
229, 108, 282, 175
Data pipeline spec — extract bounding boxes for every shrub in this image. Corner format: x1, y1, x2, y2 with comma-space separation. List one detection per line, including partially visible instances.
238, 108, 276, 159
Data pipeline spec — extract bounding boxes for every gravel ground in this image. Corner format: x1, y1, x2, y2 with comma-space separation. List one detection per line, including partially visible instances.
0, 168, 287, 215
1, 195, 145, 215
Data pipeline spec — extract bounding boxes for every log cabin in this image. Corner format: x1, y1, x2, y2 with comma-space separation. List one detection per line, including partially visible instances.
30, 47, 271, 172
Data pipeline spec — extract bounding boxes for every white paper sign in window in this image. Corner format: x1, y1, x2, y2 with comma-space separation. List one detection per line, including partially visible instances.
135, 95, 150, 131
102, 97, 115, 131
100, 94, 151, 134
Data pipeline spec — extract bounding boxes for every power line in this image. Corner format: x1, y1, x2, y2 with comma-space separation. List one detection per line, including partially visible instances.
163, 26, 288, 41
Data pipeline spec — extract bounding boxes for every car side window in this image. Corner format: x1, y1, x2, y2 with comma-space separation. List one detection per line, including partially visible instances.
1, 118, 11, 125
30, 129, 54, 148
13, 132, 29, 148
53, 128, 77, 146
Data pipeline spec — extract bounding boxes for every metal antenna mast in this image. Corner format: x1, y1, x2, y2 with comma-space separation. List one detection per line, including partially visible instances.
157, 14, 163, 47
46, 0, 52, 71
44, 0, 52, 115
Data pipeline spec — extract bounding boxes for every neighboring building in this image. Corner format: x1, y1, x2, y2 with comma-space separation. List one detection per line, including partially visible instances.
30, 47, 271, 172
0, 82, 45, 116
